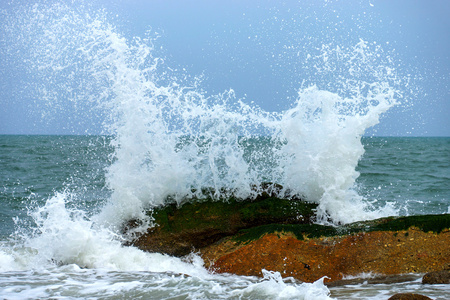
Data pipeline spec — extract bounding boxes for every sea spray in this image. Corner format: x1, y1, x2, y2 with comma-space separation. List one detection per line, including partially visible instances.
1, 2, 405, 229
1, 4, 401, 228
276, 82, 398, 224
7, 192, 211, 276
94, 35, 402, 226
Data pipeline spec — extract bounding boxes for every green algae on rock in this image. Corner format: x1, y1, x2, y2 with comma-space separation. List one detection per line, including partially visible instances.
230, 214, 450, 244
126, 189, 318, 256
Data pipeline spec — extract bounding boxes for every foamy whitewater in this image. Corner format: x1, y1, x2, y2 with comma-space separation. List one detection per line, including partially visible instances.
0, 2, 448, 299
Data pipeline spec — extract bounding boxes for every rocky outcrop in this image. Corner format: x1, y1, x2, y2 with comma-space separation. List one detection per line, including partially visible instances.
200, 214, 450, 283
422, 268, 450, 284
123, 194, 450, 283
126, 187, 317, 256
387, 293, 432, 300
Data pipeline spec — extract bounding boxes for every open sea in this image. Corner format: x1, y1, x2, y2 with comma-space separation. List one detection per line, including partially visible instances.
1, 1, 449, 299
0, 135, 449, 299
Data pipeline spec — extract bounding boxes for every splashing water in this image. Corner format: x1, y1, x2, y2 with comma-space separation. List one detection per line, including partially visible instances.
0, 2, 427, 299
94, 33, 401, 226
1, 192, 334, 299
1, 2, 404, 228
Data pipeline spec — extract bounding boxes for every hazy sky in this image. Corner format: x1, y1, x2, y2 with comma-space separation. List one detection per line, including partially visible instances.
1, 0, 449, 136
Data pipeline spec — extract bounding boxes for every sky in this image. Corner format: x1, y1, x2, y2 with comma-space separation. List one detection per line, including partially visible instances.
0, 0, 449, 136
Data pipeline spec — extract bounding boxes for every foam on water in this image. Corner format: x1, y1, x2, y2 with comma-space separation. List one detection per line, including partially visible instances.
4, 193, 207, 275
0, 266, 333, 300
0, 2, 413, 298
1, 194, 333, 299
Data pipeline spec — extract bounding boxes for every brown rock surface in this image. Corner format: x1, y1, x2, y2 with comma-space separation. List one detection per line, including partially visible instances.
124, 194, 450, 285
422, 269, 450, 284
201, 228, 450, 283
387, 293, 432, 300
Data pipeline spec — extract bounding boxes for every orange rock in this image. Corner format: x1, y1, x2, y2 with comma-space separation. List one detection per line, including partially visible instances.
201, 228, 450, 283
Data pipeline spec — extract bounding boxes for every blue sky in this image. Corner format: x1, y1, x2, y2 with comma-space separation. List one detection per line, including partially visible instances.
1, 0, 449, 136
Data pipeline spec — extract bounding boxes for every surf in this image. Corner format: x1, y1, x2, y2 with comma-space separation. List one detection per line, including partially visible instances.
1, 0, 406, 281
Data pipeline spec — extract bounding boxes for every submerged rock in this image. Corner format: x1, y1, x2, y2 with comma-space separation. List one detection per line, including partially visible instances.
387, 293, 432, 300
422, 268, 450, 284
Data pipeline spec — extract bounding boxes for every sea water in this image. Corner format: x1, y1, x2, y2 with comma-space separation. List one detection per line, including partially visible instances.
1, 136, 449, 299
1, 1, 449, 299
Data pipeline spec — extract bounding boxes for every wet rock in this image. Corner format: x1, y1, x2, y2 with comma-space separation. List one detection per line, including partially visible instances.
422, 269, 450, 284
122, 194, 450, 283
387, 293, 432, 300
200, 214, 450, 283
125, 186, 317, 256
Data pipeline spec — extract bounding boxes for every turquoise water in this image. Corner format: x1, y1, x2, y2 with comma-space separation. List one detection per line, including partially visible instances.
0, 135, 112, 238
2, 136, 448, 238
357, 137, 449, 215
1, 135, 449, 237
0, 135, 449, 299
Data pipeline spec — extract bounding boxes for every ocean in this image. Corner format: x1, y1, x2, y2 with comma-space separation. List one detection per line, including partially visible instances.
1, 1, 449, 299
0, 135, 449, 299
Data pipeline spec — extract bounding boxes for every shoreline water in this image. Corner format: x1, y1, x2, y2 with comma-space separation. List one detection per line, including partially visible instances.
0, 266, 448, 299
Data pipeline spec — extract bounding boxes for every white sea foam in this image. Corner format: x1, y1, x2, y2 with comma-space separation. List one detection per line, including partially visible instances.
3, 1, 404, 228
0, 195, 333, 299
231, 270, 332, 299
11, 193, 207, 277
0, 249, 19, 272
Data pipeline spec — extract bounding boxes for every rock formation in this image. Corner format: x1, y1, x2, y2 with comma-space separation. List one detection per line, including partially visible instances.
125, 185, 317, 256
387, 293, 432, 300
124, 191, 450, 283
422, 267, 450, 284
200, 219, 449, 283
